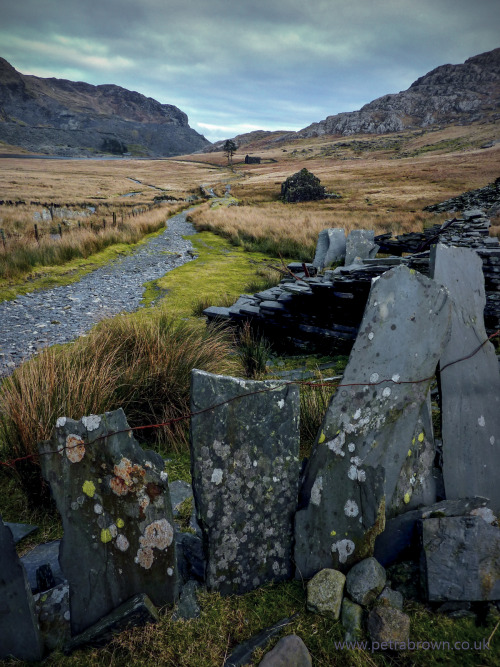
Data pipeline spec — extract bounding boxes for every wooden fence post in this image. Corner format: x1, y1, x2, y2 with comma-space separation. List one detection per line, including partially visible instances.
0, 229, 6, 250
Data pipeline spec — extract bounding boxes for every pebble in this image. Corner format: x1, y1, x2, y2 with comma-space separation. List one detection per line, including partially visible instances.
0, 210, 198, 377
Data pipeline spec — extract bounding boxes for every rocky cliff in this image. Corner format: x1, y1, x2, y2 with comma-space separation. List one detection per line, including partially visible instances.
0, 58, 210, 156
298, 48, 500, 138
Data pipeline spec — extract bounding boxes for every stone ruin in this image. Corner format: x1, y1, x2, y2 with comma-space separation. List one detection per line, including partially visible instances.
1, 240, 499, 660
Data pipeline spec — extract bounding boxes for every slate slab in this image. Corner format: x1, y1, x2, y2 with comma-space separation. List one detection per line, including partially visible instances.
225, 617, 296, 667
39, 408, 178, 636
430, 244, 500, 512
65, 593, 159, 653
295, 266, 451, 576
190, 370, 300, 594
20, 540, 65, 592
313, 228, 346, 269
345, 230, 379, 266
419, 515, 500, 601
33, 583, 70, 651
4, 521, 38, 544
0, 517, 44, 662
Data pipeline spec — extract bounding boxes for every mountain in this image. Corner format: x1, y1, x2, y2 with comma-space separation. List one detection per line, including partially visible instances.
0, 58, 210, 157
296, 48, 500, 138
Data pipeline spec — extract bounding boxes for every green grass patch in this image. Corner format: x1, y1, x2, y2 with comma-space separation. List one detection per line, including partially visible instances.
141, 230, 284, 316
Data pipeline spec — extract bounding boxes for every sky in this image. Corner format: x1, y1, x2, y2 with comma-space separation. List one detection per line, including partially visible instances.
1, 0, 499, 143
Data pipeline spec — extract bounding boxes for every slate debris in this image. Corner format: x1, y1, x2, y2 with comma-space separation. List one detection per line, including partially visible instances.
258, 634, 312, 667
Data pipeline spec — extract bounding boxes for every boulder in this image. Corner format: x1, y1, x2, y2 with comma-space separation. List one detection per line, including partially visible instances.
341, 598, 364, 642
306, 568, 346, 619
259, 635, 312, 666
367, 606, 410, 645
345, 557, 386, 607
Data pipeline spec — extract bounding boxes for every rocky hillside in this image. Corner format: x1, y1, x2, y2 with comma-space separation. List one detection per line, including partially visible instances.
294, 48, 500, 139
0, 58, 210, 156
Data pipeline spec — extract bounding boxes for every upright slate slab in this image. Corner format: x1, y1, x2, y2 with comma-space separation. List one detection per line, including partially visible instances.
313, 228, 346, 269
190, 370, 300, 594
420, 515, 500, 601
430, 244, 500, 512
0, 517, 44, 662
295, 266, 451, 577
39, 408, 178, 636
345, 230, 379, 266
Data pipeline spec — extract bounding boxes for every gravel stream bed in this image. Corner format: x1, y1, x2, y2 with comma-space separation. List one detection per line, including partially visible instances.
0, 210, 198, 377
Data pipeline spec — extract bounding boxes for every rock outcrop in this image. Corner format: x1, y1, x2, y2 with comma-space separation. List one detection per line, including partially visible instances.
0, 57, 210, 157
297, 48, 500, 138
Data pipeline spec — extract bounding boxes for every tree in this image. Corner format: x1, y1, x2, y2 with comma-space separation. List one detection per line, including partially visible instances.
223, 139, 237, 166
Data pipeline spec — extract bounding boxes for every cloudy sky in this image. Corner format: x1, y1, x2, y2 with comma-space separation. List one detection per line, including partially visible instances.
1, 0, 499, 142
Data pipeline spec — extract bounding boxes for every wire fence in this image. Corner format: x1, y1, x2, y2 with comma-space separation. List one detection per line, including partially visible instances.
1, 329, 498, 470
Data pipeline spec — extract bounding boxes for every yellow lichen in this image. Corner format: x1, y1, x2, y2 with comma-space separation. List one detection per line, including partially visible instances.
101, 528, 113, 543
116, 518, 125, 528
319, 431, 326, 444
418, 432, 425, 443
82, 480, 96, 498
404, 492, 411, 504
330, 529, 336, 536
407, 449, 412, 457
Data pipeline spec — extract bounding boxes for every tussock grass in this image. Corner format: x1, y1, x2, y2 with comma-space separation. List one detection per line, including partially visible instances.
0, 314, 237, 502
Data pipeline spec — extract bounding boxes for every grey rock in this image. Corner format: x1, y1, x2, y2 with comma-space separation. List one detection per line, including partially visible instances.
225, 617, 295, 667
341, 598, 364, 642
377, 586, 404, 611
346, 557, 387, 607
190, 370, 300, 595
374, 497, 489, 567
176, 531, 205, 583
295, 266, 451, 575
172, 580, 201, 621
345, 230, 379, 266
33, 583, 70, 652
259, 635, 312, 667
430, 244, 500, 512
306, 568, 346, 619
0, 517, 44, 662
4, 521, 38, 544
367, 606, 410, 645
20, 540, 65, 592
65, 593, 159, 653
169, 480, 193, 516
39, 408, 178, 635
420, 515, 500, 601
313, 228, 346, 269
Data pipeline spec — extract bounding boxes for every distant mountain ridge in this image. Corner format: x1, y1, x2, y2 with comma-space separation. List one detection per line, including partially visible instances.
297, 48, 500, 138
0, 58, 210, 156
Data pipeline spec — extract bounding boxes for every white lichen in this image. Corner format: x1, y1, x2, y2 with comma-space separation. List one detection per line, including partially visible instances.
56, 417, 67, 427
211, 468, 223, 485
370, 373, 380, 384
478, 416, 486, 427
115, 534, 130, 552
277, 399, 285, 409
310, 476, 323, 506
331, 539, 355, 564
392, 374, 400, 383
368, 332, 374, 340
348, 442, 356, 452
382, 387, 391, 398
81, 414, 101, 432
344, 499, 359, 517
326, 431, 345, 456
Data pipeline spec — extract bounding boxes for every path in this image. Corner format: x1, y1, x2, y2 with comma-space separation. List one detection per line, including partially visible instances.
0, 210, 197, 377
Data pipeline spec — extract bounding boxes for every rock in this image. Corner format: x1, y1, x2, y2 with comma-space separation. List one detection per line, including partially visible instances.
367, 606, 410, 645
374, 496, 490, 567
225, 617, 295, 667
346, 558, 386, 607
306, 568, 346, 619
345, 230, 379, 266
295, 266, 451, 576
38, 408, 178, 636
0, 517, 44, 662
281, 168, 325, 203
430, 244, 500, 512
20, 540, 65, 593
65, 593, 159, 653
190, 370, 300, 594
172, 580, 201, 621
377, 587, 404, 611
33, 583, 70, 652
176, 531, 206, 583
4, 521, 38, 544
341, 598, 364, 641
313, 228, 346, 269
259, 635, 312, 667
169, 480, 193, 517
419, 515, 500, 601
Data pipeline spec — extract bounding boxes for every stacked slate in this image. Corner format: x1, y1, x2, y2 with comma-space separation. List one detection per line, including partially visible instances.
204, 209, 500, 350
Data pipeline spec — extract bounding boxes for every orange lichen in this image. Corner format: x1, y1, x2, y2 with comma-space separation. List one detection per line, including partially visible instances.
65, 435, 85, 463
